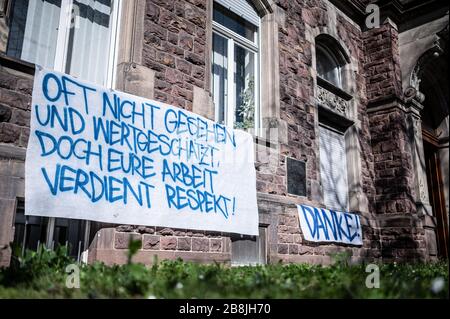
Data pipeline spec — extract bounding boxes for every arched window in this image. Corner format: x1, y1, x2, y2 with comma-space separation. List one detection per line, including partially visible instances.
315, 35, 348, 89
315, 35, 352, 212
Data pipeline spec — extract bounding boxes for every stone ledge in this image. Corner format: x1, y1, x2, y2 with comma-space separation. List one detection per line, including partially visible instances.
0, 143, 26, 161
115, 62, 155, 100
0, 53, 35, 76
377, 214, 422, 228
192, 86, 214, 120
89, 249, 231, 266
273, 254, 333, 265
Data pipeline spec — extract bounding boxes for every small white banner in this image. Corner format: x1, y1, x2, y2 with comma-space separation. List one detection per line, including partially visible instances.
297, 204, 363, 245
25, 67, 259, 236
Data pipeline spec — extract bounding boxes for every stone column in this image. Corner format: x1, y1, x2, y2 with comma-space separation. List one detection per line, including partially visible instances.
364, 19, 428, 261
404, 88, 438, 259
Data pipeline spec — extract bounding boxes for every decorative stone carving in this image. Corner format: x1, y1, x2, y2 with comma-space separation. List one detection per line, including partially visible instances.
408, 108, 431, 205
404, 86, 425, 104
410, 35, 445, 90
418, 177, 428, 203
316, 85, 349, 117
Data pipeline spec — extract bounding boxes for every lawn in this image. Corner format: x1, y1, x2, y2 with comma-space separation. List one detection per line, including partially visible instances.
0, 245, 448, 299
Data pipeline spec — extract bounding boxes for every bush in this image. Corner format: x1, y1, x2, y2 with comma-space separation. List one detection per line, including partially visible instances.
0, 245, 448, 299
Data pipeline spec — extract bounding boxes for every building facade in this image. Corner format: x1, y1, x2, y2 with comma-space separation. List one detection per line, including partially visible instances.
0, 0, 448, 267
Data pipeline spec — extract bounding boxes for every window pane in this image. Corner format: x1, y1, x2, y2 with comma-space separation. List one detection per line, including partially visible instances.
212, 32, 228, 125
65, 0, 114, 86
316, 46, 341, 88
234, 44, 255, 130
213, 2, 256, 42
231, 227, 266, 265
319, 126, 349, 211
7, 0, 62, 69
53, 218, 86, 257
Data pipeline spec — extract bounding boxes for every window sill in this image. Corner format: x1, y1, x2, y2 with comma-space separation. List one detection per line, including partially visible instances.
318, 104, 354, 133
317, 76, 352, 101
0, 53, 35, 75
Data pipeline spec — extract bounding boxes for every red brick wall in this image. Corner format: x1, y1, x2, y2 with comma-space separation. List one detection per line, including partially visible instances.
0, 65, 33, 267
0, 70, 32, 147
143, 0, 208, 110
277, 0, 319, 198
363, 21, 403, 102
363, 20, 426, 261
363, 20, 417, 216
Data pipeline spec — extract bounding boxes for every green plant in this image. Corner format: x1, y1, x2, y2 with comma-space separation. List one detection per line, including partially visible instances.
235, 77, 255, 130
3, 243, 74, 286
330, 251, 352, 267
0, 245, 448, 299
127, 238, 142, 265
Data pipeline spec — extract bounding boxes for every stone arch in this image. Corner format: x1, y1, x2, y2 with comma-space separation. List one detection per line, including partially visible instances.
399, 15, 448, 91
315, 33, 352, 92
315, 33, 351, 63
405, 24, 449, 259
309, 28, 358, 98
408, 24, 449, 136
248, 0, 275, 16
409, 32, 447, 92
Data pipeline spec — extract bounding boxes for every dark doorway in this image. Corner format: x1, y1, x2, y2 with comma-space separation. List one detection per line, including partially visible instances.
13, 198, 91, 260
423, 128, 449, 259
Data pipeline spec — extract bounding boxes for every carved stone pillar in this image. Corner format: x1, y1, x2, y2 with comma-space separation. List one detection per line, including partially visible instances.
404, 87, 437, 258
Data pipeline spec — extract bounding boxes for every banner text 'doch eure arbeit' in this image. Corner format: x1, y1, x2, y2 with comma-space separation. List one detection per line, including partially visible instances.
25, 67, 259, 236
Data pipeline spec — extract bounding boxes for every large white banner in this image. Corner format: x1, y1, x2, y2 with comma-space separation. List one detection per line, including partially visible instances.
297, 205, 362, 245
25, 67, 259, 236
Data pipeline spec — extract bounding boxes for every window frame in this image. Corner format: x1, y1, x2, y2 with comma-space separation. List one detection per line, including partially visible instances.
318, 121, 350, 212
231, 225, 267, 266
315, 35, 349, 92
211, 4, 261, 134
316, 44, 343, 88
56, 0, 122, 87
6, 0, 122, 88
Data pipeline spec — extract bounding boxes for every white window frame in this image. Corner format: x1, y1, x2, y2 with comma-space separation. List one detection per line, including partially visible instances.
212, 13, 261, 134
41, 0, 122, 258
47, 0, 122, 88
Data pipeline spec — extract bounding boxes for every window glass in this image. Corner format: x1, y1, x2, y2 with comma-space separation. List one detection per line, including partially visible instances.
6, 0, 118, 86
231, 226, 266, 265
13, 200, 48, 251
13, 199, 89, 258
65, 0, 114, 85
234, 44, 255, 129
7, 0, 120, 257
7, 0, 62, 69
211, 1, 259, 131
54, 218, 87, 257
212, 33, 228, 125
316, 45, 342, 88
213, 2, 256, 42
319, 125, 349, 211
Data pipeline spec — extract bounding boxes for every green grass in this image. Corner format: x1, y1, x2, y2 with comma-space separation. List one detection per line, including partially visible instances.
0, 245, 448, 299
